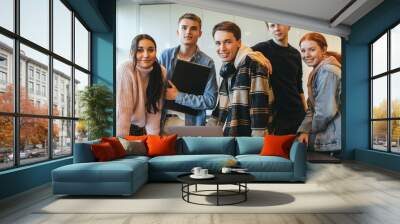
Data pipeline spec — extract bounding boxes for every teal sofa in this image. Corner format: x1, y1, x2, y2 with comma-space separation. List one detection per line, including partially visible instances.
52, 137, 306, 196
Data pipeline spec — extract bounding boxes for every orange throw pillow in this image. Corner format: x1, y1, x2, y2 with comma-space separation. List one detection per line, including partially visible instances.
101, 137, 127, 158
125, 135, 148, 141
146, 134, 177, 157
91, 142, 117, 161
260, 135, 297, 159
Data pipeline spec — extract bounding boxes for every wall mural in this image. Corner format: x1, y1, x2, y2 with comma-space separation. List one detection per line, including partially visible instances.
116, 3, 342, 157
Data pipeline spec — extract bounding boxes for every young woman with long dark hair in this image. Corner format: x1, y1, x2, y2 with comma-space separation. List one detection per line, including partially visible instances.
117, 34, 166, 136
297, 32, 342, 152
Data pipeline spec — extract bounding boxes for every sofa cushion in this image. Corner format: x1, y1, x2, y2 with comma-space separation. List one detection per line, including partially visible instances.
236, 155, 293, 172
91, 142, 118, 161
147, 135, 177, 157
179, 137, 235, 155
118, 137, 147, 156
260, 135, 296, 159
115, 155, 150, 163
148, 154, 235, 172
52, 159, 147, 183
235, 137, 263, 155
101, 137, 127, 158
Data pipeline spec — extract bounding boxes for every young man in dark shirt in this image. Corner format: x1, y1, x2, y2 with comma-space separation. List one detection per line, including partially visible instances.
252, 23, 307, 135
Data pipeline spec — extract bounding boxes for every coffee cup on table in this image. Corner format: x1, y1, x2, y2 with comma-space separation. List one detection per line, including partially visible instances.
191, 167, 202, 176
199, 169, 208, 176
221, 167, 232, 174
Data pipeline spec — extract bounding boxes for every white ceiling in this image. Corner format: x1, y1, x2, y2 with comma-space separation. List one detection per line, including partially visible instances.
224, 0, 352, 22
121, 0, 384, 38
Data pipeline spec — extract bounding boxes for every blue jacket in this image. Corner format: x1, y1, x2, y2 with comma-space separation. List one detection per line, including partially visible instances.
297, 63, 341, 151
159, 46, 218, 126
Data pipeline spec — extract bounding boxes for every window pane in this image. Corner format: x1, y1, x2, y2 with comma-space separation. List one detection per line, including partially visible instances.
391, 24, 400, 70
53, 59, 72, 117
392, 120, 400, 153
20, 0, 49, 49
74, 69, 89, 118
372, 121, 388, 151
53, 0, 72, 60
0, 116, 13, 170
372, 33, 387, 76
20, 117, 49, 165
75, 120, 88, 143
20, 44, 49, 115
53, 119, 72, 158
391, 72, 400, 118
372, 77, 387, 119
75, 18, 89, 70
0, 35, 14, 112
0, 0, 14, 31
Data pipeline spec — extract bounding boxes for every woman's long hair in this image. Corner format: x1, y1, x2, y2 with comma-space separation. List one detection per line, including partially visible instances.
299, 32, 341, 63
130, 34, 163, 114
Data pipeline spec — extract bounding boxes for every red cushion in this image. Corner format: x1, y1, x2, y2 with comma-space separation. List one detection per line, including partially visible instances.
101, 137, 127, 158
259, 135, 296, 159
91, 142, 117, 161
146, 134, 177, 157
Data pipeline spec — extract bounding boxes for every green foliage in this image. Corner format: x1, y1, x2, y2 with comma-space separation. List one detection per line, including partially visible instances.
79, 84, 114, 140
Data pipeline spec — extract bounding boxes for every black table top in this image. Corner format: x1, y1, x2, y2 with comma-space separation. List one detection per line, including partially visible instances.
177, 172, 255, 185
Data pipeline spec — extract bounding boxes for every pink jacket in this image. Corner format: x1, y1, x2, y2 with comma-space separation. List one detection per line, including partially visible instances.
116, 61, 166, 136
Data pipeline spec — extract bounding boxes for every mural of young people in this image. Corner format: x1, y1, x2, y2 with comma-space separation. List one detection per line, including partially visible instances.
116, 3, 343, 158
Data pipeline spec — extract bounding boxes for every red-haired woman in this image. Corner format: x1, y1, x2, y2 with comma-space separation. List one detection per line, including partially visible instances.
297, 32, 341, 152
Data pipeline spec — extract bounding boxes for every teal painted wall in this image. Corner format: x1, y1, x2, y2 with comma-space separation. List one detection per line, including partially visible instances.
0, 158, 72, 199
91, 0, 116, 135
0, 0, 116, 200
92, 33, 114, 87
345, 0, 400, 171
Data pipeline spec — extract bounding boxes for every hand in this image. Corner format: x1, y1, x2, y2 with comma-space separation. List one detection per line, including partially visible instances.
297, 133, 309, 145
165, 80, 179, 100
247, 51, 272, 75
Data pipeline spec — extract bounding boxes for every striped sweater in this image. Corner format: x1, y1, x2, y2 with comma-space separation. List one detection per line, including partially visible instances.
214, 46, 274, 137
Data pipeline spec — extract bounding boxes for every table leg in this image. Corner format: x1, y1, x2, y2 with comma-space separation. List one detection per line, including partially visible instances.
181, 184, 183, 199
245, 183, 247, 201
187, 184, 190, 202
217, 184, 219, 206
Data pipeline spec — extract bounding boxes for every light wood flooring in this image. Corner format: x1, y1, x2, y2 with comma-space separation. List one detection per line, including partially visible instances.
1, 161, 400, 224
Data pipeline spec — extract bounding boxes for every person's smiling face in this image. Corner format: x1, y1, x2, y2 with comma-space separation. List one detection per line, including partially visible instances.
300, 40, 326, 67
214, 30, 241, 62
136, 39, 156, 69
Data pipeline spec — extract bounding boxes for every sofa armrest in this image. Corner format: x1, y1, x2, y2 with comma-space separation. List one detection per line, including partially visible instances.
73, 140, 100, 163
289, 141, 307, 181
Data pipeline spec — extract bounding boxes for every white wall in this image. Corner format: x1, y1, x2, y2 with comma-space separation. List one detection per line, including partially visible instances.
116, 2, 342, 98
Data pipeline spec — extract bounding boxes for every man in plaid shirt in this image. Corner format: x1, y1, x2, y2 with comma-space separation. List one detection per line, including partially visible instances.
210, 21, 274, 137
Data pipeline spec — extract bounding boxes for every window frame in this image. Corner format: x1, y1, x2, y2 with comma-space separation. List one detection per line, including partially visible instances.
0, 0, 92, 171
370, 20, 400, 154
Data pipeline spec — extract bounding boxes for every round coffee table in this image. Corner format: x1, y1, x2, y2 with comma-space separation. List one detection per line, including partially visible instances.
177, 173, 255, 206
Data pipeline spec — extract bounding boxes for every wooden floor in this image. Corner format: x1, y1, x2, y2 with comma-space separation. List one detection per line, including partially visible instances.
1, 162, 400, 224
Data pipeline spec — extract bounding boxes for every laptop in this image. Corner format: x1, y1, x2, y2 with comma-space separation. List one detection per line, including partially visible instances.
166, 126, 224, 137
